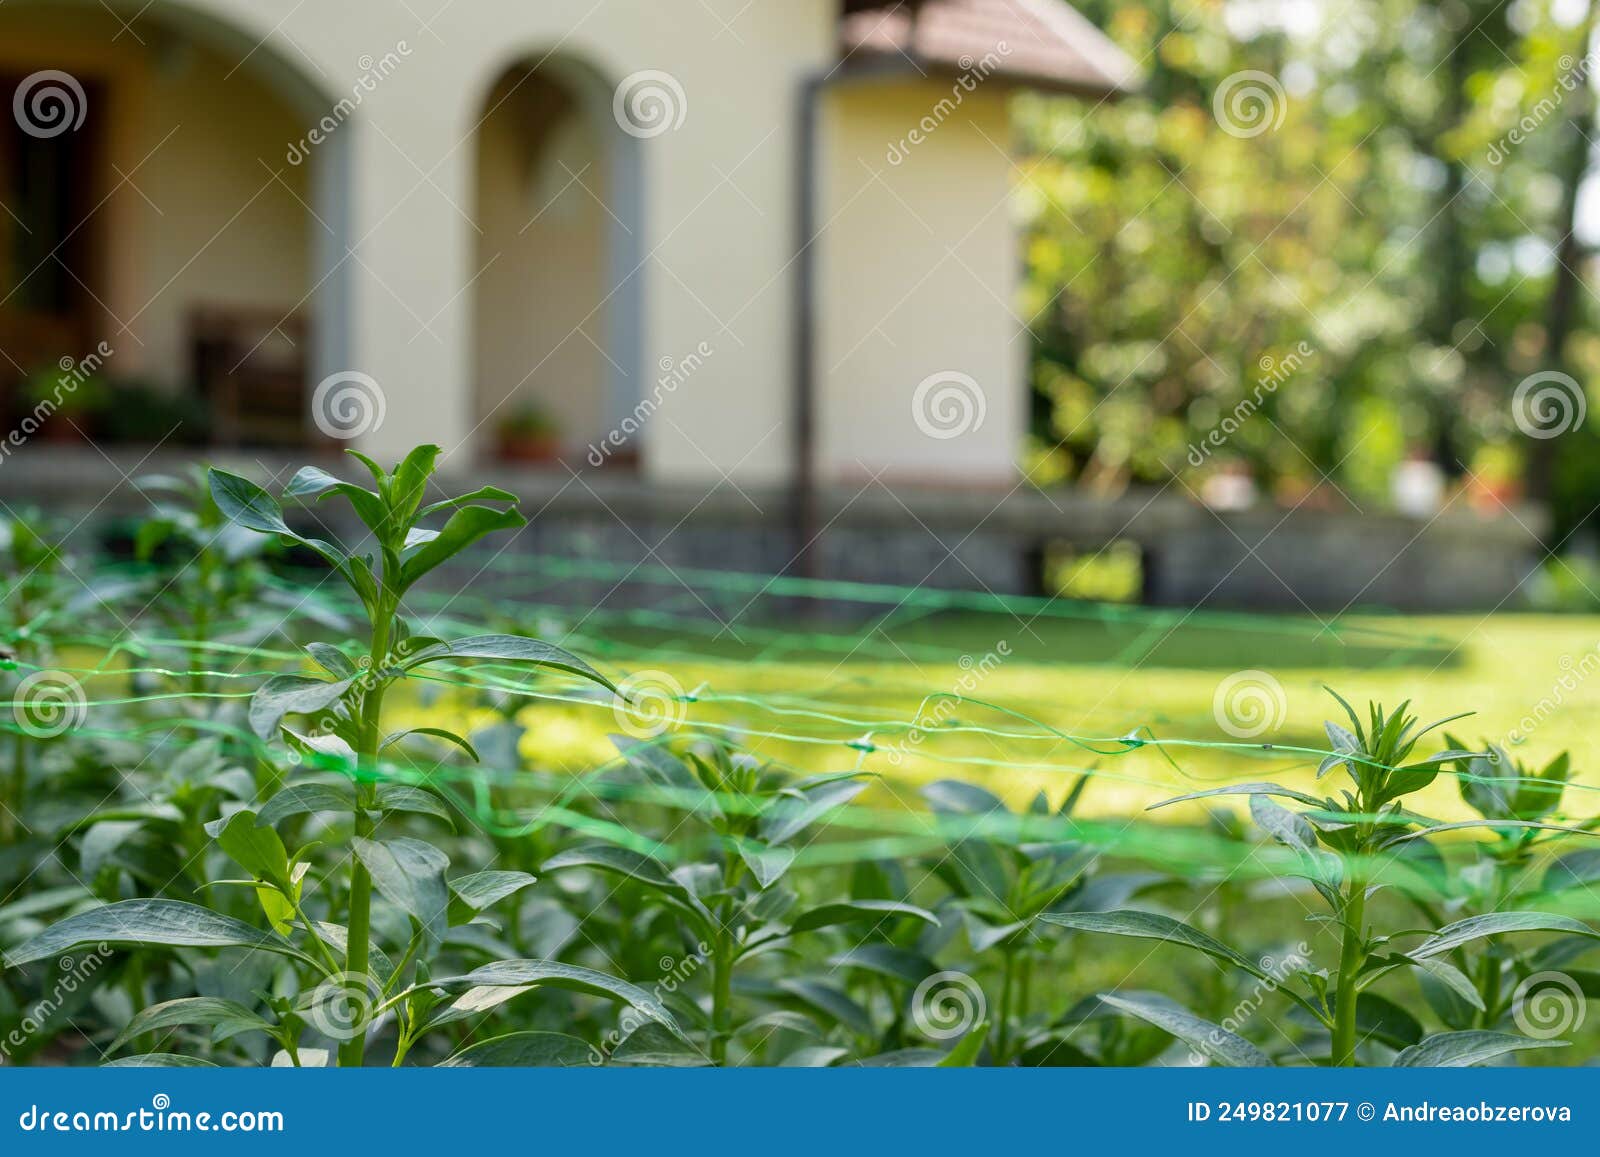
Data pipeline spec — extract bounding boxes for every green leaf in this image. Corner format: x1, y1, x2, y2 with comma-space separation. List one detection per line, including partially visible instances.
207, 469, 292, 536
208, 811, 290, 889
103, 1054, 218, 1068
4, 900, 315, 968
937, 1020, 990, 1066
439, 1030, 599, 1067
436, 960, 683, 1037
738, 842, 796, 889
305, 642, 357, 679
381, 727, 480, 762
1393, 1031, 1568, 1067
611, 1022, 712, 1067
419, 485, 517, 517
1098, 992, 1271, 1067
248, 674, 354, 740
1409, 912, 1600, 960
851, 1048, 947, 1067
543, 844, 685, 898
375, 785, 454, 827
398, 505, 525, 589
789, 899, 939, 934
1542, 849, 1600, 894
1249, 795, 1318, 853
923, 780, 1008, 815
110, 998, 275, 1054
283, 467, 387, 532
829, 944, 938, 985
352, 837, 451, 945
449, 870, 538, 911
390, 444, 442, 526
775, 978, 873, 1036
1039, 909, 1268, 982
778, 1045, 849, 1068
1349, 992, 1424, 1049
1414, 958, 1486, 1013
257, 782, 358, 828
400, 634, 613, 692
1147, 782, 1323, 811
762, 779, 868, 845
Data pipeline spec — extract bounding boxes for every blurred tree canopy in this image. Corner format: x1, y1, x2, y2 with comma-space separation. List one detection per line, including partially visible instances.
1019, 0, 1600, 543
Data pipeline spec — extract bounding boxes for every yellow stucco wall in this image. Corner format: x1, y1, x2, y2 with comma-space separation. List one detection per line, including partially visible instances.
2, 0, 1029, 488
0, 4, 310, 387
819, 81, 1024, 488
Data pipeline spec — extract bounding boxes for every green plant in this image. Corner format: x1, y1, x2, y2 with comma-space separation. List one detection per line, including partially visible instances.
2, 446, 690, 1067
1042, 692, 1600, 1067
544, 736, 937, 1065
498, 404, 559, 441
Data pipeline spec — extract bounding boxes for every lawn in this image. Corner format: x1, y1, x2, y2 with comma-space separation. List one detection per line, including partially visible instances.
432, 607, 1598, 825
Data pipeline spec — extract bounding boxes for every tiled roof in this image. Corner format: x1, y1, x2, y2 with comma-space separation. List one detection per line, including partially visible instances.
839, 0, 1138, 97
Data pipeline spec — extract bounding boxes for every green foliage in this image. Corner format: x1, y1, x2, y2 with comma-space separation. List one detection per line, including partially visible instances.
1021, 0, 1598, 521
4, 448, 1600, 1068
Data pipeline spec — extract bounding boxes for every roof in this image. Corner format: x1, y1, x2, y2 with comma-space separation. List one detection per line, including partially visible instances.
838, 0, 1139, 98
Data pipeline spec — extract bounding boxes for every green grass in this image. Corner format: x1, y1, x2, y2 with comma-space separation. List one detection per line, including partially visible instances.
450, 610, 1599, 825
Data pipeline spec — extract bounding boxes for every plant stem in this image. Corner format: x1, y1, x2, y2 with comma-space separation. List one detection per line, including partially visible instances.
1331, 879, 1367, 1066
338, 605, 392, 1068
5, 728, 25, 842
710, 939, 733, 1066
996, 949, 1016, 1063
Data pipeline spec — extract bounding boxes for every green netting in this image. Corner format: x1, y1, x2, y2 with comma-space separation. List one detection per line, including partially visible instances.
4, 548, 1594, 880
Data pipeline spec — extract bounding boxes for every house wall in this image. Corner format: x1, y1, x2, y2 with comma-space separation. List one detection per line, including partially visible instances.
818, 80, 1024, 489
2, 0, 1028, 488
471, 70, 608, 451
0, 4, 311, 386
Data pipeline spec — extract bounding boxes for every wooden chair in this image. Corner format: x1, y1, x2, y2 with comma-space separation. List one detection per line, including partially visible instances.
189, 307, 309, 447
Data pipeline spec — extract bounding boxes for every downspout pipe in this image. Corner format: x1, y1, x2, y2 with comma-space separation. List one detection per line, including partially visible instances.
791, 53, 924, 580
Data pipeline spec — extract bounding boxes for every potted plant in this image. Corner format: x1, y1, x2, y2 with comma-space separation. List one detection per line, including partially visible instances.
20, 363, 109, 442
496, 402, 561, 463
98, 379, 212, 447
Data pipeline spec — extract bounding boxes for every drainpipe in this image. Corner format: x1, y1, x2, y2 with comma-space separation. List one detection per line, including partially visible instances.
792, 38, 925, 579
792, 71, 826, 580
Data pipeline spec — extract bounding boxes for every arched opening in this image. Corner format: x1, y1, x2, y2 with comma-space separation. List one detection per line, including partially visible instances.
0, 0, 349, 448
471, 57, 642, 470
